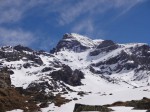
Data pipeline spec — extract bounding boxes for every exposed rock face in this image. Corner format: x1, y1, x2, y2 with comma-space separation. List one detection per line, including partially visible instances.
41, 67, 54, 72
97, 40, 116, 48
90, 40, 118, 56
23, 63, 31, 68
14, 45, 33, 52
50, 65, 84, 86
26, 53, 43, 65
0, 67, 12, 88
0, 46, 43, 65
131, 45, 150, 67
90, 51, 138, 75
90, 43, 150, 81
73, 104, 112, 112
27, 81, 54, 92
108, 97, 150, 110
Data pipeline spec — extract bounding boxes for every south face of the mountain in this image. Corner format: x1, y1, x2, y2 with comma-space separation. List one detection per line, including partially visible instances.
0, 33, 150, 111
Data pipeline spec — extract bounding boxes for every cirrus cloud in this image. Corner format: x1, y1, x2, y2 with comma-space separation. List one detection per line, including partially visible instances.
0, 0, 148, 50
0, 0, 147, 25
0, 27, 36, 46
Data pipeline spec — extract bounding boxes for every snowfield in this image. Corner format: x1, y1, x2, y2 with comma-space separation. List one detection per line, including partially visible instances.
110, 106, 147, 112
41, 72, 150, 112
40, 64, 150, 112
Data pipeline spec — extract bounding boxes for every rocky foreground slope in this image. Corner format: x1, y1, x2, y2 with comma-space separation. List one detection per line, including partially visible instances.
0, 33, 150, 111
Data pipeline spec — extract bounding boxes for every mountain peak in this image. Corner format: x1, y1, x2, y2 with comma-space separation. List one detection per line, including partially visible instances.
63, 33, 90, 39
14, 45, 33, 52
50, 33, 104, 53
63, 33, 103, 47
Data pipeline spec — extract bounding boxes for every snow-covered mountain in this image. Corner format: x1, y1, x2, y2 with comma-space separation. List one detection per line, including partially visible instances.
52, 33, 150, 87
50, 33, 103, 53
0, 33, 150, 112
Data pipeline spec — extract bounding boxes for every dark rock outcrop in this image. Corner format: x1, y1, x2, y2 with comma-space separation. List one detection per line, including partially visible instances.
23, 63, 31, 68
90, 51, 137, 74
73, 104, 112, 112
27, 81, 54, 92
41, 67, 54, 72
50, 65, 84, 86
14, 45, 33, 52
0, 67, 12, 88
107, 97, 150, 110
0, 46, 43, 65
90, 40, 118, 56
97, 40, 116, 48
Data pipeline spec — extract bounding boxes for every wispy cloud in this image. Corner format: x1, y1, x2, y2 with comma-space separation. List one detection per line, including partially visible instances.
71, 19, 106, 39
57, 0, 146, 25
0, 0, 146, 24
0, 28, 36, 46
0, 0, 23, 23
112, 0, 147, 18
71, 19, 94, 34
0, 0, 61, 24
0, 0, 147, 49
60, 0, 147, 38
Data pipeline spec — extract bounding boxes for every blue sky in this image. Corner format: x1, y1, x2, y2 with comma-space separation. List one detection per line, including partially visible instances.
0, 0, 150, 51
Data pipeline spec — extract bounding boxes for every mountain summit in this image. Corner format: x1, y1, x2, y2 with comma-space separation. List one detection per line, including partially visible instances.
51, 33, 103, 53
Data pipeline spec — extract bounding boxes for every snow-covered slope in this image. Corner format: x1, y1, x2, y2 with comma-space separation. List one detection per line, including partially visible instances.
70, 33, 103, 47
49, 34, 150, 111
54, 40, 150, 87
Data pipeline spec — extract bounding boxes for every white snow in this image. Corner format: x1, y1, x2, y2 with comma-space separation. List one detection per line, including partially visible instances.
7, 109, 23, 112
110, 106, 147, 112
41, 68, 150, 112
65, 33, 102, 48
127, 60, 134, 64
2, 53, 61, 89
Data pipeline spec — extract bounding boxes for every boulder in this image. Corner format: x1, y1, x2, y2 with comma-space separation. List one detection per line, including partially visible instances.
50, 65, 84, 86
